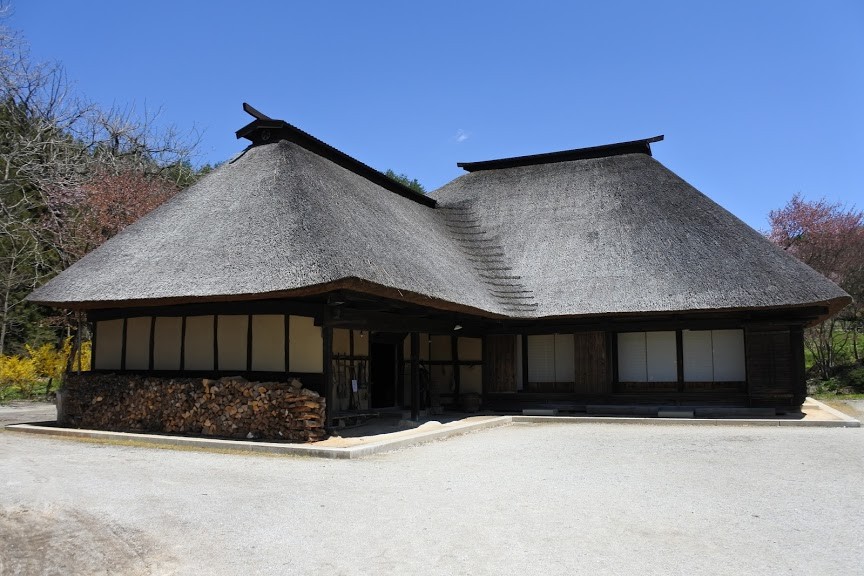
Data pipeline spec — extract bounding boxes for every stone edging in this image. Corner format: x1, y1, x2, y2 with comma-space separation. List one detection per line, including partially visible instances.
5, 401, 858, 459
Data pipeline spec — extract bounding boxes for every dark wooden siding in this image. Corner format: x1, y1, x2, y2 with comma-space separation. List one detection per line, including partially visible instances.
574, 331, 610, 394
485, 334, 517, 393
746, 327, 805, 406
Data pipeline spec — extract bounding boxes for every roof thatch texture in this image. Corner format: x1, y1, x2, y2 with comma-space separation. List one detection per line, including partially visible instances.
28, 141, 499, 314
432, 153, 849, 318
30, 136, 849, 320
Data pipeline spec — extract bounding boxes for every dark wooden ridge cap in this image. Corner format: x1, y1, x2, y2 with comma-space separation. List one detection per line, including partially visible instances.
456, 135, 665, 172
236, 103, 436, 208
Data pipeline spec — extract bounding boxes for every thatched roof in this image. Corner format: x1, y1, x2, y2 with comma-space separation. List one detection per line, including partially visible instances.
29, 112, 849, 321
433, 151, 850, 319
28, 140, 499, 315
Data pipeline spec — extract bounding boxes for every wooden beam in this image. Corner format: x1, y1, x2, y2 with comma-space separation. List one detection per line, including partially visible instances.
324, 308, 469, 334
88, 300, 326, 321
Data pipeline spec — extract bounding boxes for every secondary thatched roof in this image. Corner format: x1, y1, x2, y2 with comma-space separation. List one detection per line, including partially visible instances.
433, 150, 850, 318
29, 110, 850, 320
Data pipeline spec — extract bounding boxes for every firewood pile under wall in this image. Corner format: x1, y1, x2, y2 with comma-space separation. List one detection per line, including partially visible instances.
59, 373, 327, 443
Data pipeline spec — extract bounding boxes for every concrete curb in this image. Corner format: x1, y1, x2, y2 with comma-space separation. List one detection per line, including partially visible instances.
804, 397, 861, 426
5, 404, 858, 459
4, 416, 514, 459
512, 415, 859, 427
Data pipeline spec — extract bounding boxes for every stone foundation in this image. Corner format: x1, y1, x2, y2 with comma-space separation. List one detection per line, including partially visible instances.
59, 373, 327, 443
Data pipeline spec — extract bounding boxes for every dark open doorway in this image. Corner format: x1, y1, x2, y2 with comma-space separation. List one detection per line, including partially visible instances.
370, 339, 398, 409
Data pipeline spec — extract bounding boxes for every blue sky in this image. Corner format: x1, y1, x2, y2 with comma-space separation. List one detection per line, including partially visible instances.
8, 1, 863, 229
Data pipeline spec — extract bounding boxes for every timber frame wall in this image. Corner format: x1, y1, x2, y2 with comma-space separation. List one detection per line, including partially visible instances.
85, 298, 819, 420
87, 301, 328, 395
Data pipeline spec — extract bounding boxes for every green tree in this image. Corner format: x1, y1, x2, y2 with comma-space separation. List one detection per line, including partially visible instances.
384, 169, 425, 194
0, 16, 201, 354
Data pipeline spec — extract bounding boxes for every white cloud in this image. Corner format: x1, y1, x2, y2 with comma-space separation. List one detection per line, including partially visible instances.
454, 129, 470, 143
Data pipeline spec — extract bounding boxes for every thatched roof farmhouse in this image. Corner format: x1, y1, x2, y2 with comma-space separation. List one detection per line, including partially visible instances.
30, 104, 850, 434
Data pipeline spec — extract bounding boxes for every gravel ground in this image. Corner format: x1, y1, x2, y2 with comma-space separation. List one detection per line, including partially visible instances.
0, 401, 56, 427
840, 399, 864, 420
2, 416, 863, 575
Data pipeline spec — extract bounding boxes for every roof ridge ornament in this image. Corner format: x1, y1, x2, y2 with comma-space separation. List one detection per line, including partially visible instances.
457, 135, 665, 172
242, 102, 273, 121
234, 103, 436, 207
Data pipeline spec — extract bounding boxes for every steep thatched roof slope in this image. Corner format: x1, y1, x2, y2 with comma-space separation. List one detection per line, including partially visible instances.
28, 140, 500, 314
30, 126, 849, 320
432, 152, 850, 318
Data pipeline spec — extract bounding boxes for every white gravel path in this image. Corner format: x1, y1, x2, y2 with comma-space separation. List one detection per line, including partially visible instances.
2, 416, 863, 575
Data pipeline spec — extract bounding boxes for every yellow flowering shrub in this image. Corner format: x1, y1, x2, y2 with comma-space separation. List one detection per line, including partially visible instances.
26, 343, 67, 381
0, 354, 39, 398
26, 338, 92, 380
0, 339, 91, 399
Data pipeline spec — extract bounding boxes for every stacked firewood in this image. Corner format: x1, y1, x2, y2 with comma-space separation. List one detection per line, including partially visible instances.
61, 374, 327, 443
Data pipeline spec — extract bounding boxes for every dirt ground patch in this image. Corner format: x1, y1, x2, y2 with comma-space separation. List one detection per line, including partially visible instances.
0, 505, 175, 575
819, 399, 864, 422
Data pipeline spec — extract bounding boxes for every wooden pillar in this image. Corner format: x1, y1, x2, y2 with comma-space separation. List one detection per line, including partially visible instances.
675, 329, 684, 392
410, 332, 420, 421
323, 324, 334, 427
76, 314, 84, 374
790, 325, 806, 406
148, 316, 156, 371
120, 318, 128, 372
179, 316, 187, 371
396, 342, 405, 408
246, 314, 253, 371
521, 332, 529, 391
90, 319, 98, 371
451, 334, 461, 400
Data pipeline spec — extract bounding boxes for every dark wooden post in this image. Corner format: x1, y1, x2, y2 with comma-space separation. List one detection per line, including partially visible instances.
521, 332, 529, 392
213, 315, 219, 372
120, 318, 128, 371
675, 329, 684, 392
90, 319, 98, 371
410, 332, 420, 421
323, 323, 334, 427
179, 316, 187, 371
451, 335, 461, 400
148, 316, 156, 371
790, 325, 806, 406
76, 314, 84, 374
246, 315, 253, 371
